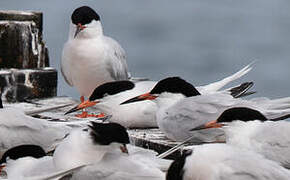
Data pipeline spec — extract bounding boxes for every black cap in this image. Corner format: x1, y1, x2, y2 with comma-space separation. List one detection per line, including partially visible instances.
217, 107, 267, 123
89, 122, 130, 145
71, 6, 100, 25
89, 81, 135, 101
166, 149, 193, 180
150, 77, 201, 97
0, 145, 46, 164
0, 97, 3, 109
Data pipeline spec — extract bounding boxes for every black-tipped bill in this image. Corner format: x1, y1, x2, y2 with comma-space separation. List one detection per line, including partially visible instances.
65, 100, 98, 115
74, 23, 86, 38
120, 93, 157, 105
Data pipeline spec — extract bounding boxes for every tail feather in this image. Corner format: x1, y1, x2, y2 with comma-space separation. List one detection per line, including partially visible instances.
256, 97, 290, 120
201, 62, 254, 92
228, 82, 255, 98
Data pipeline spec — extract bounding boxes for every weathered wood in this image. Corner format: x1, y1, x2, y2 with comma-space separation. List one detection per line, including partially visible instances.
0, 10, 55, 102
0, 68, 57, 102
0, 11, 48, 68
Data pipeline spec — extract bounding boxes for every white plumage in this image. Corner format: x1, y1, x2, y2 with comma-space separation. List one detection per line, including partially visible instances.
61, 6, 129, 98
225, 120, 290, 169
167, 144, 290, 180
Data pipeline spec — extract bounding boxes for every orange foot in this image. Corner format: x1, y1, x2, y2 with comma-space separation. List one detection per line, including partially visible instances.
75, 112, 106, 118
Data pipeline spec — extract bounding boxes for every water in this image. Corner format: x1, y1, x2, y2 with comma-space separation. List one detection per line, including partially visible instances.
1, 0, 290, 99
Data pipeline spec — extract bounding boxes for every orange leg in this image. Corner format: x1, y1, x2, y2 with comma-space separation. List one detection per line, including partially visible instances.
76, 112, 106, 118
75, 96, 105, 118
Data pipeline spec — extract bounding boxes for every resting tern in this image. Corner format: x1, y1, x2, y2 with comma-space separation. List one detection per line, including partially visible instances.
191, 107, 290, 169
53, 122, 168, 180
166, 144, 290, 180
0, 145, 85, 180
121, 77, 290, 142
65, 63, 254, 127
0, 99, 89, 154
61, 6, 129, 116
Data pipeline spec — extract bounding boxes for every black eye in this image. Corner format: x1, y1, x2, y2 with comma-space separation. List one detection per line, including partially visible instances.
71, 6, 100, 25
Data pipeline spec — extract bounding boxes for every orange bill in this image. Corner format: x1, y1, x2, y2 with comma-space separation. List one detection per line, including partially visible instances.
120, 93, 157, 105
65, 100, 98, 115
190, 120, 224, 131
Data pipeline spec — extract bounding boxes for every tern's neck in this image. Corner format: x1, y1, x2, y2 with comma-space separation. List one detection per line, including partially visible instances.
155, 93, 185, 110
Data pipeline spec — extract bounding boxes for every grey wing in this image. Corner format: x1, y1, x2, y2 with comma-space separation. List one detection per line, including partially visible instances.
61, 43, 73, 86
0, 109, 69, 152
162, 94, 240, 141
104, 36, 129, 80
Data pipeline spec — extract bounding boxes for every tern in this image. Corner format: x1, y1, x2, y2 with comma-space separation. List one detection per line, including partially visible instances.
0, 145, 85, 180
53, 122, 168, 180
61, 6, 129, 116
121, 77, 290, 142
65, 63, 254, 127
166, 144, 290, 180
190, 107, 290, 169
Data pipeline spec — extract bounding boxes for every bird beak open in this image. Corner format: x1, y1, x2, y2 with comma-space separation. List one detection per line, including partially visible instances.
120, 93, 157, 105
65, 100, 98, 115
74, 23, 86, 38
120, 144, 129, 154
190, 120, 223, 131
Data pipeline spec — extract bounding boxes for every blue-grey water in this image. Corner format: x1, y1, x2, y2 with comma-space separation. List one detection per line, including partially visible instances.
1, 0, 290, 99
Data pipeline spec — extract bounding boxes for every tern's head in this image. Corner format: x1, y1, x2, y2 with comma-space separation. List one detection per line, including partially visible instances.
121, 77, 200, 105
71, 6, 102, 39
166, 149, 193, 180
89, 122, 130, 154
191, 107, 268, 131
65, 81, 134, 115
0, 145, 46, 165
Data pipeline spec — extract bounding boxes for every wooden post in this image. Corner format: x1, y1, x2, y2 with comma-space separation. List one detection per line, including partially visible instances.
0, 10, 57, 102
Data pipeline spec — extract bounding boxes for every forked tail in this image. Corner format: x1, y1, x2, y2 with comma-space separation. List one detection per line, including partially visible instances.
201, 62, 254, 92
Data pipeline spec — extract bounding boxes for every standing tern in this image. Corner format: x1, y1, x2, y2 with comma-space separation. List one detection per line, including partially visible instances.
121, 77, 290, 142
65, 63, 254, 127
166, 144, 290, 180
191, 107, 290, 169
61, 6, 129, 116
